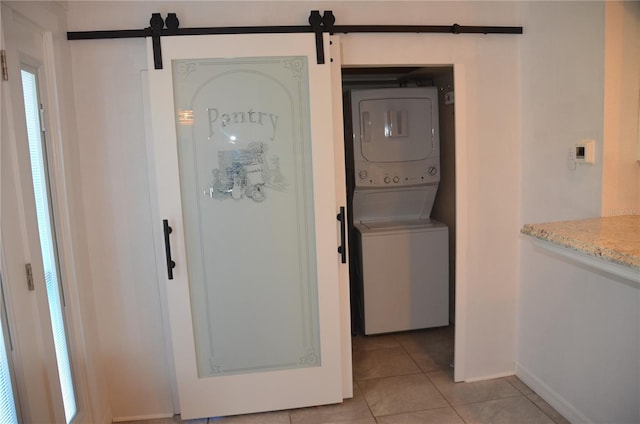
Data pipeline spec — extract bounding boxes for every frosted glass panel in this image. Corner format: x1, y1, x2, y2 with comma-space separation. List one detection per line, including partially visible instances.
172, 57, 320, 377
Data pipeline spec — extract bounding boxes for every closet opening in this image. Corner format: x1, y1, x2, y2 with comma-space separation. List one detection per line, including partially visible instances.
342, 66, 457, 364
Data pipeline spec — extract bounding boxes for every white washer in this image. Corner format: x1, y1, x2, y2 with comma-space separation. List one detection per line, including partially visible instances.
354, 219, 448, 335
349, 87, 449, 335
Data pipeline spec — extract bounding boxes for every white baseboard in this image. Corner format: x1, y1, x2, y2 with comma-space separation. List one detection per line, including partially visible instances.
465, 370, 515, 383
99, 411, 113, 424
112, 413, 175, 423
516, 362, 591, 424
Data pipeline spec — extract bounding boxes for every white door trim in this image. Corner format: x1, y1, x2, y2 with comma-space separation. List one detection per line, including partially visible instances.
329, 35, 353, 399
452, 64, 467, 382
338, 41, 468, 383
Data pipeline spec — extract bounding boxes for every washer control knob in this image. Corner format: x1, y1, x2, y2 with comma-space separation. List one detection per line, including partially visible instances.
358, 170, 368, 179
428, 166, 438, 176
384, 176, 391, 184
393, 176, 400, 183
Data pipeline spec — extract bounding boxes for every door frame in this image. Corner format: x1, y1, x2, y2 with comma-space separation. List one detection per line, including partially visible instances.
2, 7, 68, 422
0, 3, 98, 422
334, 34, 468, 382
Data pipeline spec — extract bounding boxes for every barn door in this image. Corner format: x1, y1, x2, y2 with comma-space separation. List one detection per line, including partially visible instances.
147, 33, 343, 419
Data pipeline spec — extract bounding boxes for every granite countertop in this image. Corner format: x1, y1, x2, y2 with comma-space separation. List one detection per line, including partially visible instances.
521, 215, 640, 271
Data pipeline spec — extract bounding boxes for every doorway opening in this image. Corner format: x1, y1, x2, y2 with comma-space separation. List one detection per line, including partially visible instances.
341, 65, 457, 351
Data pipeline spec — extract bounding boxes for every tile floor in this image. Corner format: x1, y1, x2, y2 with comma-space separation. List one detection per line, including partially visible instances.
123, 327, 569, 424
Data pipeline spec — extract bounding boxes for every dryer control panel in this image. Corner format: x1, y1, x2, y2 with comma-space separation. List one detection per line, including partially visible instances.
354, 157, 440, 188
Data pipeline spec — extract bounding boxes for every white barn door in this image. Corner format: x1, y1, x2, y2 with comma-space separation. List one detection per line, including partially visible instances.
147, 33, 343, 419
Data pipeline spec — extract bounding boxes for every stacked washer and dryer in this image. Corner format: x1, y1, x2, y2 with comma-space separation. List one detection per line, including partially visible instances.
349, 87, 449, 335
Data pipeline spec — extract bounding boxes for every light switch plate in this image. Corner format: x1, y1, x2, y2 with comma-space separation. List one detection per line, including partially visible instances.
575, 139, 595, 164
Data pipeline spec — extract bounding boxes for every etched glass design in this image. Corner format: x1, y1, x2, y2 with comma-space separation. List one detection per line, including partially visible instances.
172, 57, 320, 377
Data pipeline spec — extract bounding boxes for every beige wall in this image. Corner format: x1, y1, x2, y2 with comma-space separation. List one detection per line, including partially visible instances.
602, 0, 640, 216
70, 37, 177, 420
518, 241, 639, 424
519, 1, 605, 223
517, 3, 638, 424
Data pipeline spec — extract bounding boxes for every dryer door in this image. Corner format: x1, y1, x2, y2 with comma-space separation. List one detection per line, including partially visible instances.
355, 89, 437, 163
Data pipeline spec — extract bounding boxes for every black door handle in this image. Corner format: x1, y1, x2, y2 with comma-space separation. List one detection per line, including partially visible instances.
337, 207, 346, 264
163, 219, 176, 279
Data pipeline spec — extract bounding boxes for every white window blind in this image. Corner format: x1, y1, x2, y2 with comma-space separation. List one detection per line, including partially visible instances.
21, 68, 77, 424
0, 274, 18, 424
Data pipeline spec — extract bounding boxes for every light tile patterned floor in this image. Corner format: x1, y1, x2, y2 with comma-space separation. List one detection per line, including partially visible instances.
121, 327, 569, 424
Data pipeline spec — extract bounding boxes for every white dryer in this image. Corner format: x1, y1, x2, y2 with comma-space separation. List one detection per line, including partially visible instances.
350, 87, 449, 335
